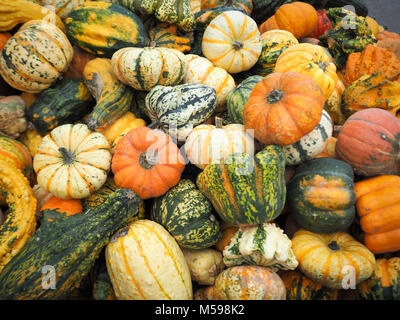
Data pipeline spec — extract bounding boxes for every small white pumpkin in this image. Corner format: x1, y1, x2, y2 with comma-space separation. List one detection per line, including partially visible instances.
181, 248, 225, 285
202, 10, 262, 74
184, 54, 235, 112
184, 117, 255, 169
283, 110, 333, 165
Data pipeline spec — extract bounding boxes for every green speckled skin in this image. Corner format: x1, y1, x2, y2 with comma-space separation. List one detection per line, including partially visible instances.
320, 8, 376, 69
114, 0, 195, 32
196, 145, 286, 226
65, 2, 149, 58
26, 79, 93, 135
227, 75, 263, 124
287, 157, 356, 234
151, 179, 221, 249
92, 262, 115, 300
0, 188, 140, 300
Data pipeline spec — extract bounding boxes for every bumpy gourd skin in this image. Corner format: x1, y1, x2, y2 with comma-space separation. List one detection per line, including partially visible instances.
0, 188, 140, 300
321, 8, 376, 69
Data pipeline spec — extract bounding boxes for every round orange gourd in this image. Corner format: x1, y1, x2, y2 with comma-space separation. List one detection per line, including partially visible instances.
39, 195, 83, 223
111, 127, 185, 200
243, 72, 325, 146
274, 43, 338, 98
259, 2, 318, 39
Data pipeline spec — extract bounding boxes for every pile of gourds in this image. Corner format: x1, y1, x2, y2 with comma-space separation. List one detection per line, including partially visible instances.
0, 0, 399, 300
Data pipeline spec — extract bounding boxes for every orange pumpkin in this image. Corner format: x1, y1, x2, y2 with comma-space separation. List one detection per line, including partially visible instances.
354, 175, 400, 254
39, 195, 83, 223
376, 30, 400, 41
344, 44, 400, 86
259, 2, 318, 39
64, 46, 96, 79
0, 32, 11, 51
243, 72, 325, 146
112, 127, 185, 200
378, 38, 400, 61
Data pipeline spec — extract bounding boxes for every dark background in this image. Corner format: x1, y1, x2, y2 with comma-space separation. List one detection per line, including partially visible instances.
363, 0, 400, 31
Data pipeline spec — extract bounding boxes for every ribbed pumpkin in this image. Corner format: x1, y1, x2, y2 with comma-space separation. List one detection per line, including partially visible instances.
214, 266, 286, 300
354, 175, 400, 254
99, 111, 146, 153
0, 20, 73, 93
145, 83, 217, 142
341, 73, 400, 120
26, 79, 93, 135
148, 24, 191, 53
280, 270, 339, 300
0, 159, 37, 272
184, 117, 254, 169
0, 95, 27, 139
0, 188, 141, 299
65, 2, 149, 58
344, 44, 400, 86
33, 123, 112, 200
202, 10, 262, 74
112, 127, 185, 200
259, 2, 318, 39
287, 158, 356, 234
183, 54, 235, 111
112, 0, 195, 32
105, 219, 193, 300
378, 37, 400, 61
292, 229, 376, 289
243, 72, 325, 146
83, 58, 133, 131
274, 43, 338, 99
358, 257, 400, 300
335, 108, 400, 176
0, 136, 33, 183
201, 0, 252, 14
151, 179, 221, 249
309, 9, 333, 38
196, 145, 286, 226
226, 75, 263, 124
111, 47, 188, 91
251, 30, 299, 77
283, 110, 333, 165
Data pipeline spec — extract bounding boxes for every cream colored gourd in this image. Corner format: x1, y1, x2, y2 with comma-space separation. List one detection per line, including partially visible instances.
40, 0, 88, 19
184, 117, 254, 169
111, 47, 188, 91
0, 20, 73, 93
184, 54, 235, 111
202, 10, 262, 74
106, 219, 193, 300
33, 123, 111, 200
181, 248, 225, 285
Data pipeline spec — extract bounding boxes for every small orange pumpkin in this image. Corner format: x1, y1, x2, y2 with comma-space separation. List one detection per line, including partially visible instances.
39, 195, 83, 223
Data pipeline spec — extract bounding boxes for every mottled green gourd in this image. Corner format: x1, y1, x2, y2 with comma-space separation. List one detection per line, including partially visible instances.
26, 79, 93, 135
65, 2, 149, 58
196, 145, 286, 226
113, 0, 195, 32
226, 75, 263, 124
0, 188, 140, 300
92, 262, 116, 300
151, 179, 221, 249
320, 8, 376, 69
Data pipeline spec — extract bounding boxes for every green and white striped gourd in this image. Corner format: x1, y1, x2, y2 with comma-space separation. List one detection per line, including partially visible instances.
145, 83, 217, 142
283, 110, 333, 165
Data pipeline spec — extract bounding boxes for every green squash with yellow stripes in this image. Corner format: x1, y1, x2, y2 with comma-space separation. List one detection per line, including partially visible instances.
151, 179, 221, 249
65, 1, 149, 58
26, 79, 93, 135
196, 145, 286, 226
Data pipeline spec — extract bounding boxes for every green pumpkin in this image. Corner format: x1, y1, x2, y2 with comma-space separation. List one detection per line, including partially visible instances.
357, 257, 400, 300
0, 188, 141, 300
287, 157, 356, 234
320, 8, 376, 69
226, 75, 263, 124
113, 0, 195, 32
196, 145, 286, 226
26, 79, 93, 135
65, 2, 149, 58
151, 179, 221, 249
145, 83, 217, 142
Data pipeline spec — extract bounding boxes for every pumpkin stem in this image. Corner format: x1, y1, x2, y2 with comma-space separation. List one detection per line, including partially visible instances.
139, 151, 158, 170
149, 40, 157, 48
215, 117, 223, 128
317, 62, 329, 72
58, 147, 75, 165
232, 40, 243, 51
267, 89, 284, 104
328, 240, 340, 251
